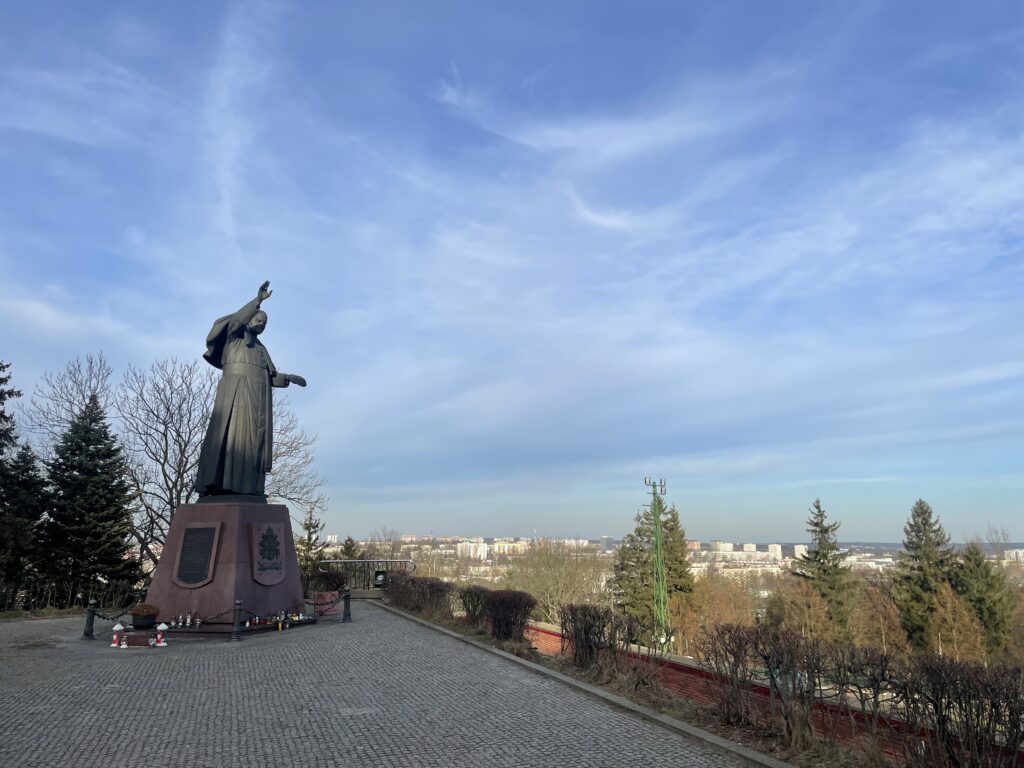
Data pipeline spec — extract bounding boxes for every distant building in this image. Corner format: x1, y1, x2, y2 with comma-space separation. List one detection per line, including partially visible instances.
325, 534, 338, 545
491, 541, 528, 556
767, 544, 782, 560
709, 540, 734, 553
741, 543, 757, 552
456, 541, 489, 560
686, 540, 701, 551
792, 544, 808, 560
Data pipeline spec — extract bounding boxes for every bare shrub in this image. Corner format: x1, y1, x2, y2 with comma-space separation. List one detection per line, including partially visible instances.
421, 577, 454, 619
486, 590, 536, 641
458, 585, 489, 629
384, 572, 419, 611
559, 603, 613, 668
696, 623, 759, 727
754, 625, 822, 751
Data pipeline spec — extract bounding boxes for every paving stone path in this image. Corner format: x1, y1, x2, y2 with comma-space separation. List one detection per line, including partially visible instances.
0, 602, 749, 768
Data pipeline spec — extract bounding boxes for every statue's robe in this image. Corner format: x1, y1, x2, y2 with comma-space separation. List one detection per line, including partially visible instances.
194, 298, 290, 496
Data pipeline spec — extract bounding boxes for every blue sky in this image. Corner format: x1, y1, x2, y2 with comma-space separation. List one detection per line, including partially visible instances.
1, 2, 1022, 542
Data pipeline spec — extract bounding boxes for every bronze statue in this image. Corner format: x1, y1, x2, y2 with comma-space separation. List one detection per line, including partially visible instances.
194, 281, 306, 498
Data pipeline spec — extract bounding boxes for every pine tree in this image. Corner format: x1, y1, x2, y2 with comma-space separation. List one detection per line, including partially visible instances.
0, 444, 49, 586
0, 361, 18, 452
339, 535, 363, 560
950, 541, 1014, 660
894, 499, 954, 650
0, 362, 47, 588
793, 499, 853, 627
612, 500, 694, 631
294, 504, 327, 590
42, 394, 138, 592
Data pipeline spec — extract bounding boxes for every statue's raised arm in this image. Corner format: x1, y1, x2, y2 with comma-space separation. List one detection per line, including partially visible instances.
194, 281, 307, 499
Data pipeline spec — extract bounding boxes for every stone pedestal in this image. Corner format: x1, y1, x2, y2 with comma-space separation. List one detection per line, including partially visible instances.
146, 501, 303, 629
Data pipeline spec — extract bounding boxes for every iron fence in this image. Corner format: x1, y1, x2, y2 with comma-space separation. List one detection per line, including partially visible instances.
317, 559, 416, 590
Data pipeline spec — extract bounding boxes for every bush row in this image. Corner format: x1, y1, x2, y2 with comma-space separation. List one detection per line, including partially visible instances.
385, 573, 456, 616
557, 603, 663, 687
697, 622, 1024, 766
384, 574, 535, 643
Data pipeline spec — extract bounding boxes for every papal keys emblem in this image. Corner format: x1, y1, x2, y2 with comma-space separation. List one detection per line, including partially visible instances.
251, 522, 286, 585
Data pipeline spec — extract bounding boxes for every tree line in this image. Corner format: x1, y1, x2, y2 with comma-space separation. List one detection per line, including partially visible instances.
0, 356, 326, 609
602, 490, 1022, 665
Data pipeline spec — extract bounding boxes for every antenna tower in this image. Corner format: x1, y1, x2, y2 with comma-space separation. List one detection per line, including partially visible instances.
644, 476, 669, 643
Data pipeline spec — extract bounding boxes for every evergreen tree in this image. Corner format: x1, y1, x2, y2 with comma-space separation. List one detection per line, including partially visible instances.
793, 499, 853, 627
0, 362, 47, 588
0, 361, 18, 451
339, 535, 363, 560
0, 444, 49, 585
612, 499, 694, 631
42, 394, 138, 592
294, 504, 327, 590
894, 499, 954, 650
950, 541, 1014, 660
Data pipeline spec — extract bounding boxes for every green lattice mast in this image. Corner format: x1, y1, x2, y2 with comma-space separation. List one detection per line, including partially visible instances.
645, 476, 669, 644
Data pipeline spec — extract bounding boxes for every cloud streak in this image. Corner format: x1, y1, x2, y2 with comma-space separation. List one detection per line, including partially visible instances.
2, 1, 1022, 540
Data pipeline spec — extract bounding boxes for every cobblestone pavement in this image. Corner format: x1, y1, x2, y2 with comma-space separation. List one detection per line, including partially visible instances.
0, 603, 748, 768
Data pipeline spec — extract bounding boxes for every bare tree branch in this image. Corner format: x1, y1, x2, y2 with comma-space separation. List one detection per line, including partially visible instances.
114, 359, 217, 565
20, 352, 115, 451
267, 395, 327, 516
21, 353, 328, 568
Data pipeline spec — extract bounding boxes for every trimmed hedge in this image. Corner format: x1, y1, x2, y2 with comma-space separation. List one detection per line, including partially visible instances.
384, 573, 454, 619
485, 589, 536, 641
458, 585, 489, 628
558, 604, 613, 668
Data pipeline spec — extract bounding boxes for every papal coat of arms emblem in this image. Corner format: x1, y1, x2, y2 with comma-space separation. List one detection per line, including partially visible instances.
251, 522, 286, 585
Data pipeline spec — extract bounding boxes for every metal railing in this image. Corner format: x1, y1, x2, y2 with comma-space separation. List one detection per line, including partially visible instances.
317, 559, 416, 590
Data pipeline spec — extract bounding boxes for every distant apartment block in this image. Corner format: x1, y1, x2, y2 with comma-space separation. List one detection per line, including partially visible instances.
709, 540, 734, 553
456, 541, 489, 560
491, 540, 529, 556
325, 534, 339, 545
561, 538, 591, 549
741, 543, 757, 552
686, 540, 701, 550
767, 544, 782, 560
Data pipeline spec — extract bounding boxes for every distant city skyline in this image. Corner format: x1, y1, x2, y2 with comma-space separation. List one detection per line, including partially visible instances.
1, 2, 1022, 542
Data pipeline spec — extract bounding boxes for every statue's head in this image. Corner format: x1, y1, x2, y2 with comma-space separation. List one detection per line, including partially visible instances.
248, 310, 268, 336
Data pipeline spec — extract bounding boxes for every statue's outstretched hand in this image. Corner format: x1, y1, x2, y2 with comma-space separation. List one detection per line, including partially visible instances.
257, 281, 272, 302
287, 374, 307, 387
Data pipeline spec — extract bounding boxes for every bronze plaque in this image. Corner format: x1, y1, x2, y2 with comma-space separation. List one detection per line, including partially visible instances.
173, 525, 220, 588
251, 522, 286, 586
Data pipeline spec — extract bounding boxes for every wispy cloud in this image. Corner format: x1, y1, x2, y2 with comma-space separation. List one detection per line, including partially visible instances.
202, 2, 276, 251
0, 49, 176, 147
436, 61, 798, 169
2, 1, 1022, 539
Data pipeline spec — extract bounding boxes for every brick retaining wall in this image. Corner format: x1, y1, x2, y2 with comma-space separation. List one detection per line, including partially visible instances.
526, 623, 913, 758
